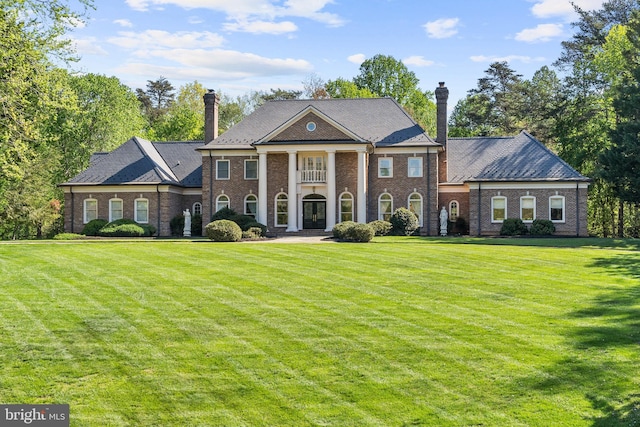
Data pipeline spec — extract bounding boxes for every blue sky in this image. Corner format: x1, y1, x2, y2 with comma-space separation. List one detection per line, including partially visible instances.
68, 0, 607, 106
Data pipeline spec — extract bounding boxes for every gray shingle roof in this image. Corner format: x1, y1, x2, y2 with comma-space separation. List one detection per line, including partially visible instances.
446, 132, 589, 183
62, 137, 203, 187
200, 97, 437, 149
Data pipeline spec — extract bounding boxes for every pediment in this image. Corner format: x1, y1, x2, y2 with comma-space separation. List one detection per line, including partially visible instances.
260, 107, 363, 143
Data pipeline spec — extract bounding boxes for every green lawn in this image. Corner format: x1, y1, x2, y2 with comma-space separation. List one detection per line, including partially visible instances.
0, 237, 638, 426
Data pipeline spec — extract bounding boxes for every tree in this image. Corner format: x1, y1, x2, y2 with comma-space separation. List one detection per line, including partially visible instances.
353, 54, 419, 105
260, 88, 302, 101
521, 66, 563, 146
326, 78, 376, 98
303, 73, 330, 99
137, 76, 175, 127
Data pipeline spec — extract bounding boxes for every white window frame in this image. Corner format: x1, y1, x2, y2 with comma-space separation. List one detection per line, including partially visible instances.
378, 157, 393, 178
134, 198, 149, 223
491, 196, 507, 223
109, 198, 123, 222
339, 192, 354, 223
216, 159, 230, 180
408, 193, 423, 227
549, 196, 565, 223
520, 196, 536, 223
244, 159, 258, 180
216, 194, 230, 212
378, 193, 393, 221
449, 200, 459, 221
275, 193, 288, 227
192, 202, 202, 216
244, 194, 258, 218
83, 199, 98, 224
408, 157, 423, 178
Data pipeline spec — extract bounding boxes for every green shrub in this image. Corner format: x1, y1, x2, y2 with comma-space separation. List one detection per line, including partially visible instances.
170, 214, 184, 236
191, 214, 202, 236
530, 219, 555, 236
343, 223, 374, 242
140, 224, 156, 237
332, 221, 355, 240
211, 207, 237, 222
242, 227, 264, 240
99, 223, 145, 237
205, 219, 242, 242
81, 219, 108, 236
450, 217, 468, 235
53, 233, 85, 240
500, 218, 529, 236
390, 207, 419, 236
368, 220, 392, 236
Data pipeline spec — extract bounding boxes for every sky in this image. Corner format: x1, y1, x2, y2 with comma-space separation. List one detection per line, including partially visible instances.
68, 0, 608, 107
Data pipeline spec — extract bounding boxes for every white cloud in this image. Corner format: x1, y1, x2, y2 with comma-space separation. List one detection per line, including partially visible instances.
423, 18, 460, 39
470, 55, 546, 64
223, 20, 298, 34
113, 19, 134, 28
530, 0, 605, 21
71, 37, 108, 56
515, 23, 564, 42
108, 30, 225, 51
188, 16, 204, 24
347, 53, 366, 65
403, 56, 434, 67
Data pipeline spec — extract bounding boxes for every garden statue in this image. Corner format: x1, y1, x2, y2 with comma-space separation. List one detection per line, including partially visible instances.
183, 208, 191, 237
440, 206, 448, 236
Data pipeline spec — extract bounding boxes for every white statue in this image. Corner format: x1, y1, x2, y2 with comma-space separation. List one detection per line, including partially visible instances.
439, 206, 448, 236
183, 208, 191, 237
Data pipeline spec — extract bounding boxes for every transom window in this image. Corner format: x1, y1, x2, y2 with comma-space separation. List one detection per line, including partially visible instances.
408, 193, 423, 226
378, 157, 393, 178
379, 193, 393, 221
216, 159, 230, 180
408, 157, 423, 177
135, 198, 149, 223
339, 192, 354, 223
491, 196, 506, 223
449, 200, 459, 221
520, 196, 536, 222
245, 194, 257, 218
109, 198, 123, 222
83, 199, 97, 223
245, 159, 258, 180
216, 194, 229, 212
275, 193, 288, 227
550, 196, 565, 222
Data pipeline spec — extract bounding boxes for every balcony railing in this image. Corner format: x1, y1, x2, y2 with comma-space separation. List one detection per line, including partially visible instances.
301, 169, 327, 183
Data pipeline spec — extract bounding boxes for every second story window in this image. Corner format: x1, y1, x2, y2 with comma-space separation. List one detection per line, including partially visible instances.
216, 159, 230, 180
379, 157, 393, 177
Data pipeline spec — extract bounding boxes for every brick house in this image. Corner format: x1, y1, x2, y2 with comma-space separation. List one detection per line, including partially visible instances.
60, 83, 590, 237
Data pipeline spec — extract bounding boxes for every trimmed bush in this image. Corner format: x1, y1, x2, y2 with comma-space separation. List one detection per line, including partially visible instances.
242, 227, 264, 240
81, 219, 108, 236
500, 218, 529, 236
205, 219, 242, 242
191, 214, 202, 236
99, 223, 145, 237
170, 214, 184, 236
211, 207, 236, 222
140, 224, 156, 237
530, 219, 555, 236
332, 221, 356, 240
390, 207, 419, 236
332, 221, 374, 242
53, 233, 85, 240
368, 220, 392, 236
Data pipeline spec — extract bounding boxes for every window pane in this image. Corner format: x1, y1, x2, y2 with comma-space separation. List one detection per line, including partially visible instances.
409, 196, 422, 225
85, 200, 97, 222
193, 203, 202, 216
449, 201, 458, 221
245, 160, 258, 179
340, 195, 353, 222
136, 200, 148, 223
521, 198, 535, 221
550, 197, 564, 221
379, 158, 392, 177
111, 200, 123, 221
379, 194, 392, 221
245, 196, 257, 217
408, 158, 422, 177
276, 194, 288, 226
217, 161, 229, 179
216, 196, 229, 211
492, 198, 505, 221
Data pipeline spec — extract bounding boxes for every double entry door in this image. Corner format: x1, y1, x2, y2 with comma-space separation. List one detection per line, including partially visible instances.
302, 195, 326, 229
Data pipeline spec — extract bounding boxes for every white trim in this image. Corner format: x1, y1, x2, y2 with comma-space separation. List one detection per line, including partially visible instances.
261, 107, 364, 142
62, 185, 202, 195
215, 194, 230, 212
549, 195, 566, 223
244, 194, 258, 218
491, 196, 507, 223
468, 182, 589, 190
438, 184, 469, 193
275, 192, 288, 227
449, 200, 459, 221
520, 196, 536, 223
408, 192, 423, 227
255, 143, 370, 154
374, 146, 438, 155
200, 149, 256, 157
83, 199, 98, 224
109, 198, 123, 222
338, 191, 354, 223
192, 202, 203, 216
134, 198, 149, 224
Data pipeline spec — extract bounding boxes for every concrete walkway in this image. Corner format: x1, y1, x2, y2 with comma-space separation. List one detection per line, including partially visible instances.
243, 235, 336, 243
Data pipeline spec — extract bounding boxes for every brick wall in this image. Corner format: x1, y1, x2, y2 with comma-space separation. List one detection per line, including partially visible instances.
266, 153, 289, 230
272, 112, 350, 141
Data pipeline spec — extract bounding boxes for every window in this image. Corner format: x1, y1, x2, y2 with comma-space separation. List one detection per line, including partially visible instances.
378, 157, 393, 178
408, 193, 423, 226
216, 194, 229, 212
109, 198, 123, 222
550, 196, 565, 222
216, 159, 230, 180
339, 192, 354, 222
245, 159, 258, 180
520, 196, 536, 222
491, 196, 506, 223
193, 202, 202, 216
379, 193, 393, 221
83, 199, 97, 223
408, 157, 423, 177
135, 198, 149, 223
276, 193, 288, 227
449, 200, 459, 221
244, 194, 257, 218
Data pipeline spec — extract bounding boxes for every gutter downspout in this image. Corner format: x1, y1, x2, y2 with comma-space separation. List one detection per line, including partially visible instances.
70, 186, 75, 233
209, 151, 213, 221
426, 151, 431, 235
157, 185, 161, 237
576, 182, 580, 237
477, 182, 482, 236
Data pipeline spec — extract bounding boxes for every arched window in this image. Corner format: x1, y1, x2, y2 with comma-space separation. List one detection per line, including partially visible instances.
449, 200, 459, 221
216, 194, 229, 212
275, 193, 288, 227
408, 193, 423, 226
83, 199, 98, 223
192, 202, 202, 216
339, 192, 354, 223
134, 198, 149, 223
491, 196, 506, 223
378, 193, 393, 222
109, 198, 123, 222
549, 195, 565, 223
244, 194, 257, 218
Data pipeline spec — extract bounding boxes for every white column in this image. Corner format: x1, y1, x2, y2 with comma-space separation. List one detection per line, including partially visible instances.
286, 150, 298, 232
325, 150, 336, 231
357, 150, 367, 223
258, 152, 267, 226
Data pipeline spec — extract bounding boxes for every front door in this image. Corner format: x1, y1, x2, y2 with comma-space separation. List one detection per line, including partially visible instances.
303, 200, 326, 229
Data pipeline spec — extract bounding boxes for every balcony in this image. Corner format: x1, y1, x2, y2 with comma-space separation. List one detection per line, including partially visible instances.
301, 169, 327, 183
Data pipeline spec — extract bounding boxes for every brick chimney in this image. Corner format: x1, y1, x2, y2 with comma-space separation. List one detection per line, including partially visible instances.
204, 89, 219, 143
435, 82, 449, 147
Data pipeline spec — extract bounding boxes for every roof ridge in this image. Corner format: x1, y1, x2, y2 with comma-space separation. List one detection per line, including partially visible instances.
134, 136, 179, 183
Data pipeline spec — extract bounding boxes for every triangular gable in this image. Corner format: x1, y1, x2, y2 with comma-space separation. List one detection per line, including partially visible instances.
257, 106, 365, 144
